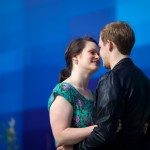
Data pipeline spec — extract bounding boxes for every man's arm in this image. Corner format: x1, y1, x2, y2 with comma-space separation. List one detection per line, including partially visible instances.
145, 80, 150, 136
74, 74, 124, 150
145, 116, 150, 136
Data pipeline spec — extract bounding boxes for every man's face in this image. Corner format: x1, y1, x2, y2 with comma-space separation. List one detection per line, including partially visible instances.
99, 36, 110, 69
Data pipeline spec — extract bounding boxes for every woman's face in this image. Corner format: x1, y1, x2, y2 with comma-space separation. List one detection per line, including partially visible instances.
77, 41, 100, 73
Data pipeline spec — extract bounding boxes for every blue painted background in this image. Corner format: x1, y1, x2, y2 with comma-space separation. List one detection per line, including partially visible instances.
0, 0, 150, 149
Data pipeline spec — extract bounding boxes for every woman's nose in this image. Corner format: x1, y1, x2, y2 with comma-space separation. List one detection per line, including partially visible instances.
95, 53, 100, 59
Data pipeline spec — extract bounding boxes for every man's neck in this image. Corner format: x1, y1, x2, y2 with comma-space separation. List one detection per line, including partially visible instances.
111, 55, 129, 70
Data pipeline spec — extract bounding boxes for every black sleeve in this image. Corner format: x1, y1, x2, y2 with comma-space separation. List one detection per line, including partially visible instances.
74, 73, 125, 150
146, 116, 150, 135
146, 80, 150, 136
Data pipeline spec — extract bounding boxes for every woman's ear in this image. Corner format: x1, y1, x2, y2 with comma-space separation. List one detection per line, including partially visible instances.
72, 55, 78, 61
72, 55, 78, 65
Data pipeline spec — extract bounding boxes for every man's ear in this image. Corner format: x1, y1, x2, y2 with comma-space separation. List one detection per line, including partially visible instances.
107, 40, 113, 51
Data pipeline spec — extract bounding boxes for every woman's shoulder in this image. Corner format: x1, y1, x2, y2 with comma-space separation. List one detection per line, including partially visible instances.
48, 82, 77, 110
56, 82, 73, 90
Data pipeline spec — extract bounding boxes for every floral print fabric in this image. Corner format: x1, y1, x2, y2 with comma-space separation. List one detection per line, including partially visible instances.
48, 82, 95, 127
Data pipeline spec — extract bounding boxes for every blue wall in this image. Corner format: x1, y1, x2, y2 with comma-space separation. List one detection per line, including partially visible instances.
0, 0, 150, 149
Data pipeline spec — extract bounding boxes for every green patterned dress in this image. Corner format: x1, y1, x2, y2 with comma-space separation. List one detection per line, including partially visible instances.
48, 82, 95, 127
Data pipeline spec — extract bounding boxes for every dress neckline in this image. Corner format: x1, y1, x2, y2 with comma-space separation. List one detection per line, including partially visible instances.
62, 82, 94, 101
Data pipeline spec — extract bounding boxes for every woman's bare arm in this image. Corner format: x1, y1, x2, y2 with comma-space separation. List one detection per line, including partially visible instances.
50, 95, 96, 147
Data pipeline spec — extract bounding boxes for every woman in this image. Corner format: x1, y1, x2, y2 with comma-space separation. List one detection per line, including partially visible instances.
48, 36, 100, 149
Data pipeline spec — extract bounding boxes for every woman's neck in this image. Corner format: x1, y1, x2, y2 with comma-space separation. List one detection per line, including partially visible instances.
65, 71, 90, 90
64, 70, 93, 100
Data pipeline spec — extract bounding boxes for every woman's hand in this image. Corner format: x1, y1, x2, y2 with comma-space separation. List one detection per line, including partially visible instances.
57, 145, 73, 150
117, 119, 121, 132
144, 123, 149, 134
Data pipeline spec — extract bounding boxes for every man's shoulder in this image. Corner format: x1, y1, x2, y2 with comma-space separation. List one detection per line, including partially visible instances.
99, 72, 110, 81
99, 69, 120, 81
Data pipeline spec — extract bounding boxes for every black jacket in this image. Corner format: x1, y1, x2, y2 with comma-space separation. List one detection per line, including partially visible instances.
74, 58, 150, 150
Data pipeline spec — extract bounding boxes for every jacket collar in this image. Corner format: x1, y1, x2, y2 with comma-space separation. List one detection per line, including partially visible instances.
112, 57, 133, 70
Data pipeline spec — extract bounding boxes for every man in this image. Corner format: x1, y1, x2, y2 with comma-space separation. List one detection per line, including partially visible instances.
74, 21, 150, 150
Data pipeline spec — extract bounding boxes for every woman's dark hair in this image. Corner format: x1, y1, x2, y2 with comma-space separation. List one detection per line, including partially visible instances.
58, 36, 98, 83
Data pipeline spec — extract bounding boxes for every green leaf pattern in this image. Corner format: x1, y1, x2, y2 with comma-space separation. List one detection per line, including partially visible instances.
48, 82, 95, 127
